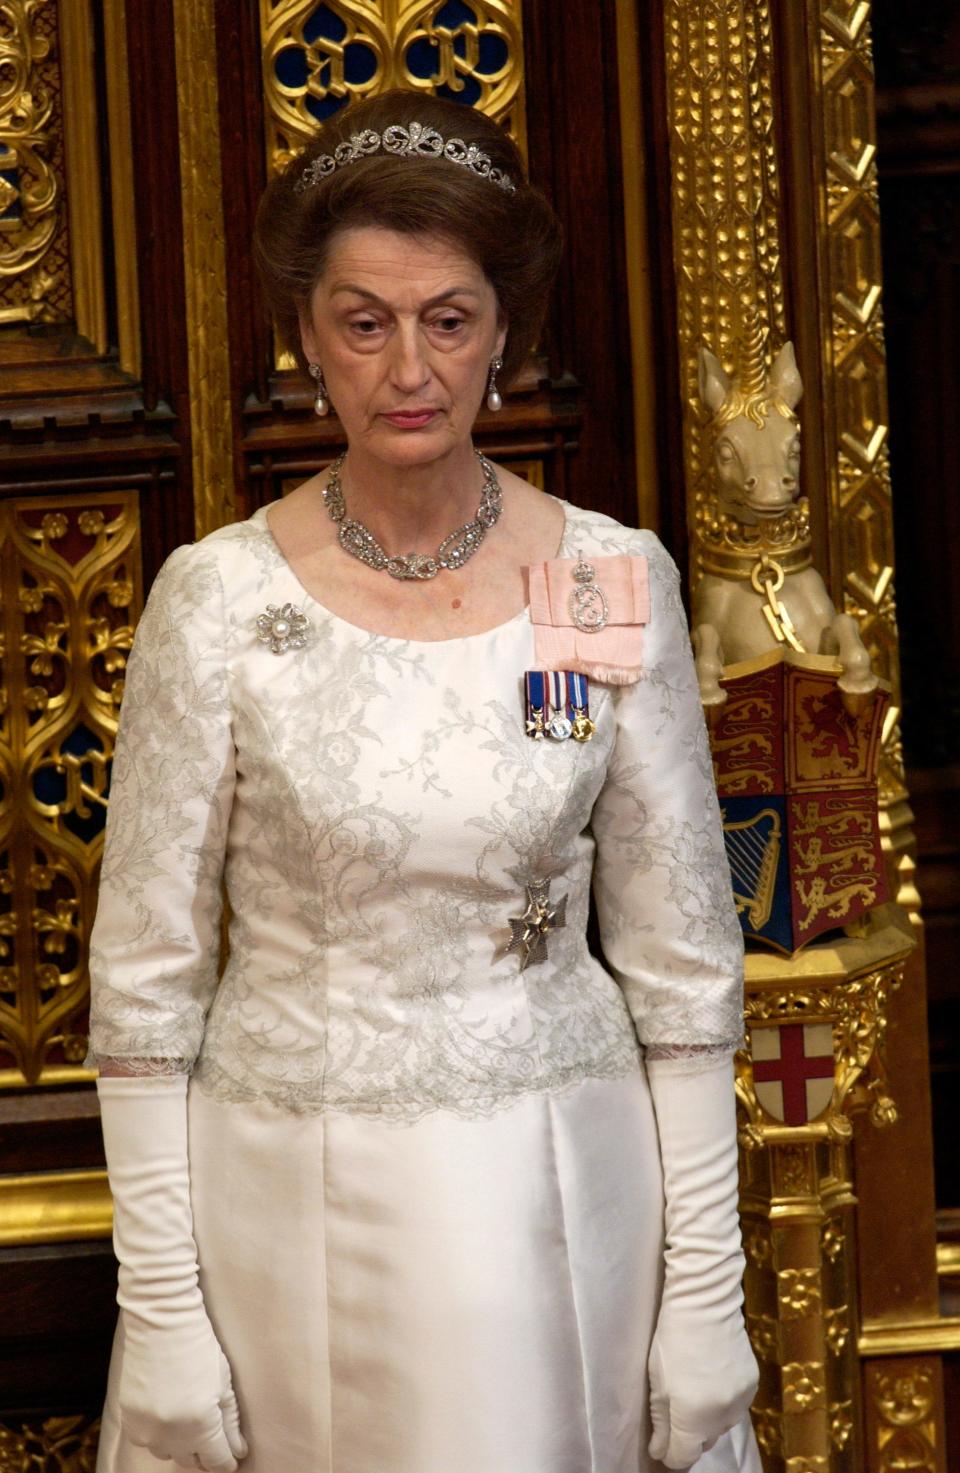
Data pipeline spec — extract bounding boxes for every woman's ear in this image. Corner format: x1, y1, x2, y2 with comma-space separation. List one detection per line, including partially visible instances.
495, 313, 508, 362
298, 302, 319, 365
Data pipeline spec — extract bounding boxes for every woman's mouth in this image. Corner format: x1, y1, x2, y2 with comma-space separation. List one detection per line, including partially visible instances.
381, 409, 439, 429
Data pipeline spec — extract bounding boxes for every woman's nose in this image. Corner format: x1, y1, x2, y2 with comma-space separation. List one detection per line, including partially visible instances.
389, 326, 431, 393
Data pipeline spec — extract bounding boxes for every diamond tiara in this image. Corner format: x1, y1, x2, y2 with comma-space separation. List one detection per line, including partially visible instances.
295, 121, 517, 195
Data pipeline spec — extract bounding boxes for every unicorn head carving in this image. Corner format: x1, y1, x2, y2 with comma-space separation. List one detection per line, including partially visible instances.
699, 313, 804, 528
691, 317, 877, 717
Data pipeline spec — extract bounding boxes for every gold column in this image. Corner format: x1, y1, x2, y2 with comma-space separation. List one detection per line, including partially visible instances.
173, 0, 237, 537
737, 925, 912, 1470
662, 0, 787, 556
660, 2, 948, 1467
774, 11, 948, 1468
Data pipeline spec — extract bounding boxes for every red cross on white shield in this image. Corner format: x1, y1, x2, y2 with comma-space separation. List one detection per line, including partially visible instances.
750, 1023, 835, 1125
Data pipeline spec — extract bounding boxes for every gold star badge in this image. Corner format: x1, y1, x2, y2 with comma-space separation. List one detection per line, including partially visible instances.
506, 879, 568, 971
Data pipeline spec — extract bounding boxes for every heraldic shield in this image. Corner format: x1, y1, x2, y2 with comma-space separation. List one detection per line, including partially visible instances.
709, 649, 891, 956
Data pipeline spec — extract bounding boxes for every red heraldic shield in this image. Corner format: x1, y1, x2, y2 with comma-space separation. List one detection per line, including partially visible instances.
750, 1022, 835, 1125
708, 650, 890, 955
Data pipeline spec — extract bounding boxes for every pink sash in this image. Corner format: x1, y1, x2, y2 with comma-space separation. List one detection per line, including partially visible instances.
527, 555, 649, 685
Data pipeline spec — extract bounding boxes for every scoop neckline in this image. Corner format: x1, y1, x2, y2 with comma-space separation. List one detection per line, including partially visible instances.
252, 496, 572, 649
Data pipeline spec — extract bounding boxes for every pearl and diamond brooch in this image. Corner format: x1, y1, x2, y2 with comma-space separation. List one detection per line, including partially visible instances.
255, 602, 310, 655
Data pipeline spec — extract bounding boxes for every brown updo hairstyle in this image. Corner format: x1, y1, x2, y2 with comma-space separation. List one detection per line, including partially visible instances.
253, 89, 563, 389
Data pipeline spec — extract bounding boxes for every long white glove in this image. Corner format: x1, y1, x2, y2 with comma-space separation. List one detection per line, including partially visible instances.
646, 1052, 759, 1469
97, 1073, 248, 1472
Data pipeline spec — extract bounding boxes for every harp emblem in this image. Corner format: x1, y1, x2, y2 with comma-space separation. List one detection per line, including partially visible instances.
723, 807, 782, 932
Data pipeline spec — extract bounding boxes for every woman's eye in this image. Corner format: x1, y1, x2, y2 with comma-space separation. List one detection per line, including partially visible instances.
350, 319, 382, 335
432, 316, 464, 333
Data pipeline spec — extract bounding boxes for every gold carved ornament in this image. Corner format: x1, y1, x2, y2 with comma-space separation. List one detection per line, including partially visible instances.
867, 1362, 940, 1473
0, 0, 138, 358
815, 3, 906, 804
661, 0, 786, 564
0, 0, 69, 325
0, 494, 141, 1086
735, 965, 903, 1151
0, 1414, 100, 1473
259, 0, 525, 170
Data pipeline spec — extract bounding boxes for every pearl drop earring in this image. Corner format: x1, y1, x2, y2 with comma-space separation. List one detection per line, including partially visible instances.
486, 355, 503, 413
308, 363, 329, 417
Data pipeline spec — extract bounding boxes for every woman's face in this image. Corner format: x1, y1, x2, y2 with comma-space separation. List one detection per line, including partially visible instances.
299, 225, 507, 470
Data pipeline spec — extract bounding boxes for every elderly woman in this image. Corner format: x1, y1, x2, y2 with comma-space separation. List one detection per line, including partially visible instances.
88, 89, 760, 1473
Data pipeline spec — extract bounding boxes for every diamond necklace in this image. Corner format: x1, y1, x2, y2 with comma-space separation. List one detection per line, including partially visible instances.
321, 448, 503, 581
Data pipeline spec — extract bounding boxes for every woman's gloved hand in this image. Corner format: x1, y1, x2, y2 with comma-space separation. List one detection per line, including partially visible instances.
645, 1051, 759, 1469
97, 1073, 249, 1472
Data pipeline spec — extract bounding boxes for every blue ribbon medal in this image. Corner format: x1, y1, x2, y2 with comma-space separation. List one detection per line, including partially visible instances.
524, 671, 594, 743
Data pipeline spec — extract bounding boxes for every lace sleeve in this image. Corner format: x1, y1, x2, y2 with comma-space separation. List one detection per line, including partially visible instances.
590, 535, 746, 1055
644, 1042, 740, 1074
83, 540, 235, 1075
94, 1056, 192, 1077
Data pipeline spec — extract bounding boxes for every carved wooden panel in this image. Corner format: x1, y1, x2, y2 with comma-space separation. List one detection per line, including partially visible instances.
0, 0, 72, 327
259, 0, 527, 169
0, 494, 141, 1087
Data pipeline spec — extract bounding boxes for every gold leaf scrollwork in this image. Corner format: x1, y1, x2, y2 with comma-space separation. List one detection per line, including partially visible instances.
871, 1366, 939, 1473
260, 1, 391, 166
876, 1368, 934, 1428
0, 0, 70, 325
0, 1414, 99, 1472
397, 0, 520, 116
259, 1, 525, 173
0, 494, 142, 1085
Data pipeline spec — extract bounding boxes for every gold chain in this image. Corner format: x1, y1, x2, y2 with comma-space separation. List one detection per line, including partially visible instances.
749, 553, 806, 652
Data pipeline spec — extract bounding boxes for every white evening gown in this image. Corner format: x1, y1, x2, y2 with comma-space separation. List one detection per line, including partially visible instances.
88, 497, 762, 1473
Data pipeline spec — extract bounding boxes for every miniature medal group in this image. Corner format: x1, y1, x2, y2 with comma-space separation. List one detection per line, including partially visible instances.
524, 670, 595, 743
523, 554, 604, 744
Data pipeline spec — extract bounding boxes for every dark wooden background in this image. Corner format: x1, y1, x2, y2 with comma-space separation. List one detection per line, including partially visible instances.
871, 0, 960, 1439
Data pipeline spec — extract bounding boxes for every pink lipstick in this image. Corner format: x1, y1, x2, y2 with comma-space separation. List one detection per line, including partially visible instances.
381, 410, 438, 429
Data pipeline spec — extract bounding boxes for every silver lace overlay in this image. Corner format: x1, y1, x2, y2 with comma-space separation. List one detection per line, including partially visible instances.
93, 1056, 192, 1077
85, 504, 745, 1118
